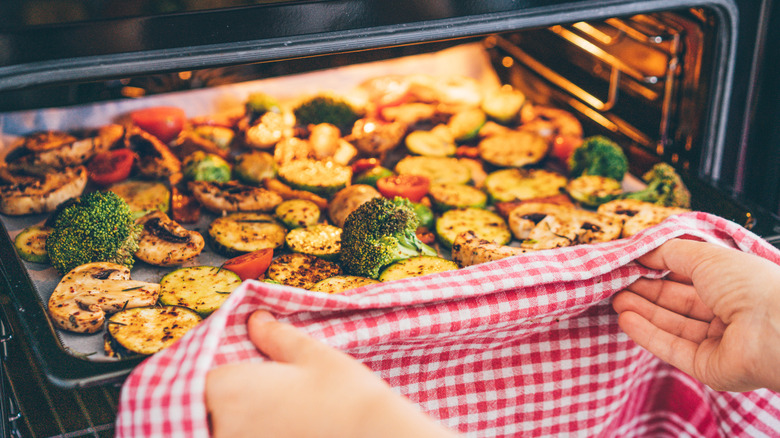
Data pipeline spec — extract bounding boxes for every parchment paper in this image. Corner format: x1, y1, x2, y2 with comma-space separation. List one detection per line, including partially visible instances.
0, 43, 503, 361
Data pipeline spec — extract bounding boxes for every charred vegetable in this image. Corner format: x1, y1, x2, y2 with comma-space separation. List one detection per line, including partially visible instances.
105, 306, 202, 358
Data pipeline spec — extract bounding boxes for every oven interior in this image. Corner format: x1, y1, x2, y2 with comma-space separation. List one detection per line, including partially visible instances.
1, 3, 778, 436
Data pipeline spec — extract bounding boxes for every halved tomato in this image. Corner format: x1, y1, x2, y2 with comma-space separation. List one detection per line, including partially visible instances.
376, 174, 430, 203
222, 248, 274, 281
87, 148, 136, 186
551, 134, 583, 166
131, 107, 186, 143
351, 158, 381, 175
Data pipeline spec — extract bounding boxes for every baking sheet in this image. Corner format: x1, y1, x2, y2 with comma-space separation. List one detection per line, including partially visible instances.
0, 43, 503, 362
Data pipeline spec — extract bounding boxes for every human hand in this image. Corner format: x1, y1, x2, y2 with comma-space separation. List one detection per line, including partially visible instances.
206, 310, 459, 438
612, 238, 780, 392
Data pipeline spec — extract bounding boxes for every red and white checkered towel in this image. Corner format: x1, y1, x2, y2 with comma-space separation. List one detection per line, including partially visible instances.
115, 212, 780, 437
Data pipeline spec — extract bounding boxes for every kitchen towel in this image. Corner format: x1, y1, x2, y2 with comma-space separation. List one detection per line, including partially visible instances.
115, 211, 780, 437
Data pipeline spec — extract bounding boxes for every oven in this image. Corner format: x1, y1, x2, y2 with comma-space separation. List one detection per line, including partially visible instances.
1, 0, 778, 436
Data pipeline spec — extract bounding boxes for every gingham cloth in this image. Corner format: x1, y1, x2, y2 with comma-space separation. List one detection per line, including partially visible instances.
115, 212, 780, 437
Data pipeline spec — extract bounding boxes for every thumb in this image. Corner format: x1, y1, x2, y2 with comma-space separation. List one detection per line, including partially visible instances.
247, 310, 323, 364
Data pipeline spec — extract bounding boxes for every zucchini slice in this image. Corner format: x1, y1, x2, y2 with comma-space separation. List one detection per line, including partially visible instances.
266, 253, 342, 289
481, 86, 526, 124
309, 275, 379, 294
484, 168, 567, 203
14, 225, 51, 263
109, 180, 170, 219
208, 212, 287, 256
285, 224, 341, 260
158, 266, 242, 316
104, 306, 202, 357
435, 208, 511, 249
378, 256, 458, 282
478, 130, 548, 168
566, 175, 623, 207
275, 199, 321, 229
448, 108, 486, 142
277, 159, 352, 198
405, 130, 456, 157
428, 183, 487, 212
394, 156, 471, 185
233, 151, 277, 186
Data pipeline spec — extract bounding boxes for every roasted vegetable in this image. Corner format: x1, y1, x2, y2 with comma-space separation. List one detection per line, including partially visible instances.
566, 175, 623, 207
234, 151, 277, 185
567, 136, 628, 181
182, 151, 232, 183
293, 95, 362, 135
378, 255, 458, 282
105, 306, 202, 358
14, 225, 52, 263
619, 162, 691, 208
46, 190, 142, 274
340, 197, 437, 279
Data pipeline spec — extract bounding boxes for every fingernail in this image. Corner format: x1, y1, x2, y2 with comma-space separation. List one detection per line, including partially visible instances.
249, 309, 276, 324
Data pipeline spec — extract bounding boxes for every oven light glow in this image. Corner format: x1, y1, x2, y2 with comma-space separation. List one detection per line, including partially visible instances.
178, 71, 193, 80
121, 86, 146, 98
363, 122, 377, 133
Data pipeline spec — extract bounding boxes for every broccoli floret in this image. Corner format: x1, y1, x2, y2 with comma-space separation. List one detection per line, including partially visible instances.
46, 190, 142, 274
340, 197, 437, 279
568, 136, 629, 181
245, 92, 281, 124
293, 95, 362, 135
620, 162, 691, 208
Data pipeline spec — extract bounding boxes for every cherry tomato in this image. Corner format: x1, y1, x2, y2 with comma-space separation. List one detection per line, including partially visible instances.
351, 158, 380, 175
87, 148, 135, 186
170, 185, 201, 224
221, 248, 274, 281
131, 107, 186, 143
551, 134, 583, 165
376, 174, 430, 203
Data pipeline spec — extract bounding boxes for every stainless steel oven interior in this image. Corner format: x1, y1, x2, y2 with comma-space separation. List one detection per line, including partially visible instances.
0, 1, 778, 436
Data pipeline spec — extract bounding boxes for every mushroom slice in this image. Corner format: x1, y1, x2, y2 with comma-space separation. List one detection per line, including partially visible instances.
135, 211, 205, 266
47, 262, 160, 333
21, 131, 78, 152
507, 203, 577, 240
508, 202, 623, 250
598, 199, 688, 237
125, 127, 182, 181
0, 165, 87, 216
7, 125, 123, 169
452, 231, 528, 268
188, 180, 283, 214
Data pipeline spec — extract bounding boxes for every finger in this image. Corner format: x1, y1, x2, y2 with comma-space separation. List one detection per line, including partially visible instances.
623, 278, 715, 321
617, 311, 698, 378
247, 310, 328, 365
612, 290, 711, 343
